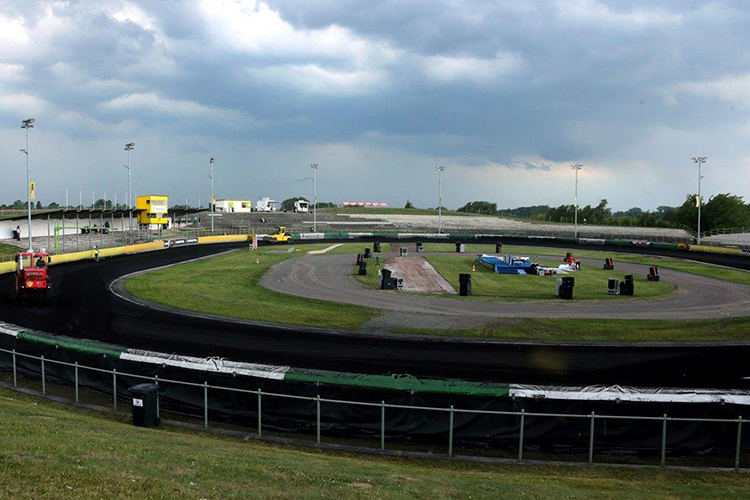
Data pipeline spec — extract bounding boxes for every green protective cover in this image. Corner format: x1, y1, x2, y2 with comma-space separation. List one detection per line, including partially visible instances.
18, 330, 124, 358
285, 369, 510, 397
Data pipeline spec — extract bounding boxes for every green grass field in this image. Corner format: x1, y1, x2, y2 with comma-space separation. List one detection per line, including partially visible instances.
419, 243, 750, 287
125, 243, 379, 330
0, 243, 17, 256
424, 254, 674, 302
3, 386, 749, 499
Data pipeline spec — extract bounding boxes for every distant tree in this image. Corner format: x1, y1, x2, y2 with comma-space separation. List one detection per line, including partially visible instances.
281, 197, 309, 212
35, 201, 42, 209
404, 199, 414, 209
316, 202, 336, 209
11, 199, 24, 209
703, 194, 750, 232
47, 202, 59, 209
457, 201, 497, 214
676, 194, 700, 231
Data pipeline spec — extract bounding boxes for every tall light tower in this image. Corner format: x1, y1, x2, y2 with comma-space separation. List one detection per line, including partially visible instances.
311, 163, 319, 232
124, 142, 135, 241
20, 118, 35, 251
691, 156, 707, 244
571, 164, 583, 238
209, 157, 215, 233
436, 166, 445, 234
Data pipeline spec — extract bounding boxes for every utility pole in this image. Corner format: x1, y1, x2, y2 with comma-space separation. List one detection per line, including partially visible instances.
311, 163, 319, 232
20, 118, 35, 251
436, 166, 445, 234
209, 157, 215, 234
571, 164, 583, 238
692, 157, 707, 244
124, 143, 135, 242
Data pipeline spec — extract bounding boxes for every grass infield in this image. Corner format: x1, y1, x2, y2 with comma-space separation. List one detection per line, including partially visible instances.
2, 386, 750, 499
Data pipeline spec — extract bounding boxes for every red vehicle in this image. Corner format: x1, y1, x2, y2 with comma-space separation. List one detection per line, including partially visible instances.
14, 251, 51, 304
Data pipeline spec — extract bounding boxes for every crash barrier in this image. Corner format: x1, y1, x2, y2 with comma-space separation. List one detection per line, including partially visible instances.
1, 343, 748, 469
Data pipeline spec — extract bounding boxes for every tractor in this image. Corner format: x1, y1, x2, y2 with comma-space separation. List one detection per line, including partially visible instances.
14, 251, 52, 304
267, 226, 293, 243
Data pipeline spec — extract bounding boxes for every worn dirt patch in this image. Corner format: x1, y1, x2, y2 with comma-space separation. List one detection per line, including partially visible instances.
383, 255, 456, 294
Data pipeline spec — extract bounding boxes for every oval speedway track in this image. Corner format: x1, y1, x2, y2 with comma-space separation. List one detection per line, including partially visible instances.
1, 241, 750, 388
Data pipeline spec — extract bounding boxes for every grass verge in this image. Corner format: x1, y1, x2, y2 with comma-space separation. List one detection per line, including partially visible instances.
2, 386, 750, 499
398, 317, 750, 342
125, 244, 378, 330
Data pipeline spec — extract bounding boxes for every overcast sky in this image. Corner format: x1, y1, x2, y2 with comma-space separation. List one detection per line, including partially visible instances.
0, 0, 748, 211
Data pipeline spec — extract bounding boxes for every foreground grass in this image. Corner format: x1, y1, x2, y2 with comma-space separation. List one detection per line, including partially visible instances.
425, 254, 674, 302
2, 387, 750, 499
399, 317, 750, 342
420, 243, 750, 287
125, 244, 378, 330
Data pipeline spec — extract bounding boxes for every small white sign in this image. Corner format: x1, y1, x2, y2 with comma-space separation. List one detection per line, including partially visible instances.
132, 398, 143, 407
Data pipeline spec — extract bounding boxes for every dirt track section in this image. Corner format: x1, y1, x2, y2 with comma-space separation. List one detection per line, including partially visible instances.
382, 255, 456, 293
1, 242, 750, 388
262, 253, 750, 320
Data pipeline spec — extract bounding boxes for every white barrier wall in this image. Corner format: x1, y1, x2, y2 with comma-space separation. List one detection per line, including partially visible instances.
0, 215, 130, 240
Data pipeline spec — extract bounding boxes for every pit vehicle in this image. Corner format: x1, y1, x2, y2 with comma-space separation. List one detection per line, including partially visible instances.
293, 199, 309, 213
14, 251, 51, 304
267, 226, 293, 243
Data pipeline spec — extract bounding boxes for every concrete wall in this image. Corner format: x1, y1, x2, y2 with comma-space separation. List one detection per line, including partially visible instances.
0, 214, 130, 240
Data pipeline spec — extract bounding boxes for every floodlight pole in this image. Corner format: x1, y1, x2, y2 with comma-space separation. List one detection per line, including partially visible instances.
436, 166, 445, 234
571, 164, 583, 239
692, 156, 707, 244
311, 163, 319, 232
21, 118, 35, 251
124, 143, 135, 243
209, 157, 215, 234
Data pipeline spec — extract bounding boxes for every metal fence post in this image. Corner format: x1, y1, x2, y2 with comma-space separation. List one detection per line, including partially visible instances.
588, 412, 595, 464
203, 382, 209, 428
257, 389, 262, 437
661, 414, 668, 467
41, 356, 45, 394
448, 406, 454, 457
12, 349, 16, 387
381, 401, 385, 451
154, 375, 159, 419
74, 362, 79, 402
316, 395, 321, 444
112, 369, 117, 412
518, 409, 525, 461
736, 417, 743, 471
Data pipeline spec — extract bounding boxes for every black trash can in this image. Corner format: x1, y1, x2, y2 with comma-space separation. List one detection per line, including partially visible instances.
459, 273, 472, 296
129, 383, 160, 427
356, 253, 363, 264
456, 243, 465, 253
358, 261, 367, 276
381, 268, 394, 289
364, 247, 372, 259
556, 277, 574, 300
495, 242, 502, 254
620, 275, 634, 296
373, 242, 381, 253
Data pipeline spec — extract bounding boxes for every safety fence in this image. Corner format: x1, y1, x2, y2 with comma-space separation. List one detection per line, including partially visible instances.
1, 346, 747, 470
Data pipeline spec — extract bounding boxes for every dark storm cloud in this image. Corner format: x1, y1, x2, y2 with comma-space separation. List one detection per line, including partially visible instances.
0, 0, 749, 210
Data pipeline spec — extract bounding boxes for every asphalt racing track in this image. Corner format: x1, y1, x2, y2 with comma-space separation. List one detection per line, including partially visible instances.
1, 241, 750, 389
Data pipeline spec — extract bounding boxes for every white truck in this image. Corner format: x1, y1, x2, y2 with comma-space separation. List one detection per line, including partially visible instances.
255, 197, 279, 212
293, 199, 309, 213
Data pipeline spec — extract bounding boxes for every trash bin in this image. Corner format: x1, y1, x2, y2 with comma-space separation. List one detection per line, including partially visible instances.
399, 247, 408, 257
495, 242, 502, 254
459, 273, 472, 296
620, 275, 634, 296
607, 278, 619, 295
647, 266, 660, 281
364, 247, 372, 259
416, 242, 424, 253
603, 258, 614, 270
358, 261, 367, 276
556, 277, 574, 299
381, 268, 394, 290
456, 243, 465, 253
373, 242, 381, 253
356, 253, 363, 264
129, 383, 159, 427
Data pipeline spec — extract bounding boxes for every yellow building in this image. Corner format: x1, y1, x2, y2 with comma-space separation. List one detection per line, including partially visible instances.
137, 195, 170, 227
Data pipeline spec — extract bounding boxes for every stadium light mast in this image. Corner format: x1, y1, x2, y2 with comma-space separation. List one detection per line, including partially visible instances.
691, 156, 707, 244
20, 118, 35, 251
571, 164, 583, 238
436, 166, 445, 234
311, 163, 319, 232
209, 157, 215, 234
124, 142, 135, 242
